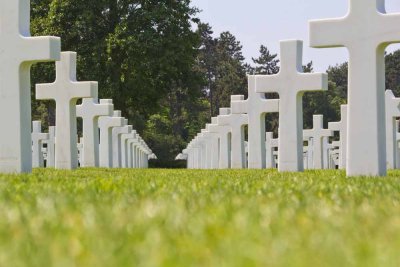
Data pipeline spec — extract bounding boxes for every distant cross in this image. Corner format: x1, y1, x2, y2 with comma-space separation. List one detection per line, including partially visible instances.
36, 52, 97, 169
303, 115, 333, 170
0, 0, 61, 173
231, 77, 279, 169
328, 105, 348, 170
98, 110, 125, 168
31, 121, 49, 168
77, 98, 113, 167
385, 90, 400, 169
120, 130, 135, 168
204, 120, 220, 169
128, 135, 140, 168
309, 0, 400, 176
254, 40, 328, 172
265, 132, 278, 169
44, 126, 56, 168
112, 119, 132, 168
218, 101, 249, 169
208, 114, 232, 169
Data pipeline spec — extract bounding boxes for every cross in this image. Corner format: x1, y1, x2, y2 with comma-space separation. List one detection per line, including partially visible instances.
385, 90, 400, 169
309, 0, 400, 176
128, 135, 140, 168
77, 137, 84, 166
120, 130, 135, 168
208, 114, 232, 169
36, 52, 97, 169
265, 132, 278, 169
98, 110, 125, 168
44, 126, 56, 168
254, 40, 328, 172
218, 103, 249, 169
31, 121, 49, 168
0, 0, 61, 173
77, 97, 113, 167
303, 115, 333, 169
196, 132, 208, 169
190, 137, 202, 169
328, 105, 348, 170
396, 120, 400, 169
204, 120, 220, 169
112, 119, 132, 168
231, 77, 279, 169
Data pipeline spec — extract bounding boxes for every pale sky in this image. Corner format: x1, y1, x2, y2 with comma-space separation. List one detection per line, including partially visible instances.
191, 0, 400, 72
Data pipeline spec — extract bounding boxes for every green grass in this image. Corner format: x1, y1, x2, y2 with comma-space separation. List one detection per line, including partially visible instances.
0, 169, 400, 267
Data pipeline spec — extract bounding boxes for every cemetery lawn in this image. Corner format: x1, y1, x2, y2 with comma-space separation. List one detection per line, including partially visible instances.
1, 169, 400, 267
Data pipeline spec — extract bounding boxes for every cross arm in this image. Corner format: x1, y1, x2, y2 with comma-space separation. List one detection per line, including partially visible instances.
309, 18, 347, 48
35, 83, 56, 100
71, 81, 98, 100
254, 74, 282, 94
298, 73, 328, 93
381, 14, 400, 45
22, 36, 61, 63
231, 100, 248, 114
328, 121, 341, 132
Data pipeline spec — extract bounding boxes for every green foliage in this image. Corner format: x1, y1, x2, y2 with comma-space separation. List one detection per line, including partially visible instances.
1, 169, 400, 266
30, 0, 204, 163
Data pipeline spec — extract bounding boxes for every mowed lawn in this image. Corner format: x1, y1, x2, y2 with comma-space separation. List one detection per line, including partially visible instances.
0, 169, 400, 267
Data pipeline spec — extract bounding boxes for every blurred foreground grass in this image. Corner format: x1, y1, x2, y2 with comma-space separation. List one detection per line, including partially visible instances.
0, 168, 399, 267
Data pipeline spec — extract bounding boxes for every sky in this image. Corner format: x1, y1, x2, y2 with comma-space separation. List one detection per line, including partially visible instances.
190, 0, 400, 72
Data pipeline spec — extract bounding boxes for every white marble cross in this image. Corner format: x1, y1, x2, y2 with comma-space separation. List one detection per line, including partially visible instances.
0, 0, 61, 173
208, 113, 232, 169
120, 130, 135, 168
204, 119, 220, 169
310, 0, 400, 176
328, 105, 348, 170
231, 77, 279, 169
385, 90, 400, 169
112, 119, 132, 168
32, 121, 49, 168
265, 132, 278, 169
98, 111, 125, 168
218, 102, 249, 169
45, 126, 56, 168
36, 52, 97, 170
77, 137, 84, 166
128, 134, 140, 168
254, 40, 328, 172
303, 115, 333, 169
77, 98, 113, 167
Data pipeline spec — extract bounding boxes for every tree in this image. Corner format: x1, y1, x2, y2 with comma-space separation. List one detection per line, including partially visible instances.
252, 45, 280, 75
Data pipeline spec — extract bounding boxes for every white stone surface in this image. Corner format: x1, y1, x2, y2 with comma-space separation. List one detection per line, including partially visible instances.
112, 119, 131, 168
45, 126, 56, 168
0, 0, 61, 173
309, 0, 400, 176
36, 52, 97, 170
231, 78, 279, 169
218, 103, 248, 169
77, 137, 84, 166
98, 110, 124, 168
385, 90, 400, 169
32, 121, 49, 168
328, 105, 348, 170
120, 130, 135, 168
303, 115, 333, 170
77, 98, 113, 167
265, 132, 278, 169
208, 114, 231, 169
254, 40, 328, 172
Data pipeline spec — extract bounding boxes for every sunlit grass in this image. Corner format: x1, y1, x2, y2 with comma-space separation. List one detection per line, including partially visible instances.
0, 168, 399, 267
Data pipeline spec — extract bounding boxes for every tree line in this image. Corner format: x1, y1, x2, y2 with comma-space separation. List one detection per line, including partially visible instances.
30, 0, 400, 167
